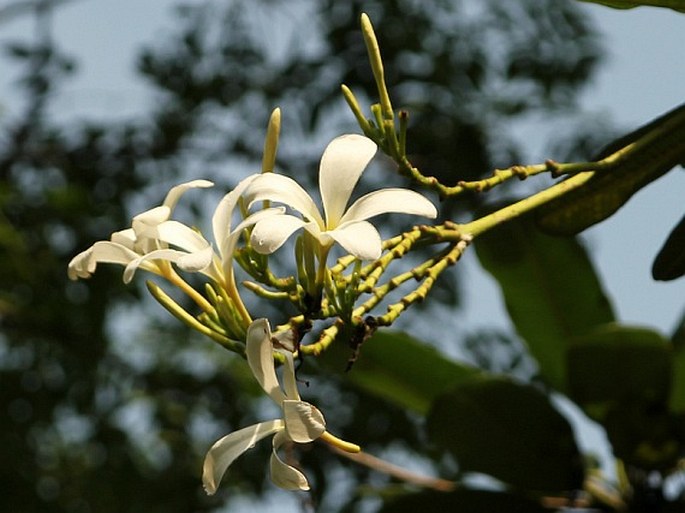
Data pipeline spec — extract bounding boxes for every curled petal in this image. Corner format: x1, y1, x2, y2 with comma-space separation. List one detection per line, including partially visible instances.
339, 188, 437, 226
221, 207, 285, 281
67, 248, 94, 280
270, 431, 310, 491
152, 220, 212, 254
281, 350, 300, 401
122, 248, 205, 283
327, 221, 382, 260
282, 400, 326, 443
250, 215, 308, 255
246, 319, 285, 404
132, 205, 171, 231
319, 134, 377, 228
69, 241, 150, 281
212, 174, 259, 261
245, 173, 324, 228
163, 179, 214, 213
110, 228, 136, 250
202, 419, 284, 495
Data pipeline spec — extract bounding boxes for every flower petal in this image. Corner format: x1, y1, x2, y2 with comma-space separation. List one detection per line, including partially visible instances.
327, 221, 382, 260
270, 431, 310, 491
67, 248, 94, 280
132, 205, 171, 231
250, 214, 308, 255
212, 174, 259, 261
122, 248, 195, 283
339, 188, 437, 226
246, 319, 285, 404
68, 241, 152, 280
245, 173, 324, 228
221, 207, 285, 280
282, 400, 326, 443
152, 220, 212, 253
110, 228, 136, 250
163, 179, 214, 213
281, 350, 300, 401
319, 134, 377, 228
202, 419, 284, 495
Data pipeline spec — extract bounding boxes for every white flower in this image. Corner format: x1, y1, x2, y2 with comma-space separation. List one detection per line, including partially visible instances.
123, 175, 283, 287
68, 177, 284, 286
202, 319, 326, 493
68, 179, 214, 283
244, 134, 437, 260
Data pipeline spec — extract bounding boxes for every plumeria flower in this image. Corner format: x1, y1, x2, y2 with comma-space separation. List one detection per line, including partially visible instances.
68, 179, 214, 283
124, 175, 283, 287
203, 318, 327, 493
244, 134, 438, 261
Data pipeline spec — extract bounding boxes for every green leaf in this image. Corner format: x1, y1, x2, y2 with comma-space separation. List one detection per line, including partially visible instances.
566, 324, 672, 420
427, 376, 584, 493
652, 214, 685, 281
536, 103, 685, 235
319, 330, 480, 415
579, 0, 685, 11
475, 215, 614, 390
379, 488, 549, 513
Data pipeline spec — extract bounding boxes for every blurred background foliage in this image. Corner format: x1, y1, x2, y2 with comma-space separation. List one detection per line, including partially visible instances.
1, 0, 683, 512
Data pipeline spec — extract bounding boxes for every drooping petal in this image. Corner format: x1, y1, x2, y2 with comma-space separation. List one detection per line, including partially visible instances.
270, 431, 310, 491
245, 173, 324, 228
282, 400, 326, 443
89, 240, 148, 267
202, 419, 284, 495
281, 350, 300, 401
163, 179, 214, 213
211, 174, 259, 261
250, 214, 308, 255
246, 319, 285, 404
339, 188, 437, 226
122, 248, 203, 283
326, 221, 383, 260
319, 134, 377, 228
67, 248, 94, 280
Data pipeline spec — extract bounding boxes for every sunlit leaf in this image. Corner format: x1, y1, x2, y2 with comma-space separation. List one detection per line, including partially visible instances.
475, 215, 614, 390
536, 103, 685, 235
579, 0, 685, 11
427, 376, 584, 492
566, 324, 672, 420
319, 330, 479, 415
652, 214, 685, 281
379, 488, 549, 513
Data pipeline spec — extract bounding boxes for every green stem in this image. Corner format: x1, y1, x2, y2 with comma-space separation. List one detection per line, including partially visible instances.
460, 170, 596, 237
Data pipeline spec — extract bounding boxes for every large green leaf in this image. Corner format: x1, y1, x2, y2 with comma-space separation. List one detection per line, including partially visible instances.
567, 325, 684, 471
579, 0, 685, 11
536, 103, 685, 235
319, 330, 480, 415
379, 488, 549, 513
566, 324, 672, 420
427, 376, 584, 492
475, 216, 614, 390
